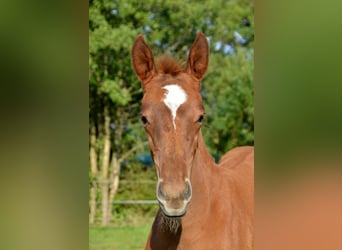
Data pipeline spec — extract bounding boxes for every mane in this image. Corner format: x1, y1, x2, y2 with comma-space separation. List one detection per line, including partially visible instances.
157, 56, 184, 76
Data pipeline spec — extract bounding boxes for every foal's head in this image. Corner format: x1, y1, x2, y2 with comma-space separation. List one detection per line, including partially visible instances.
132, 32, 209, 217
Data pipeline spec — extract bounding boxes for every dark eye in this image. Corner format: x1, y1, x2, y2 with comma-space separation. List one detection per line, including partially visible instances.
197, 115, 204, 123
141, 116, 149, 126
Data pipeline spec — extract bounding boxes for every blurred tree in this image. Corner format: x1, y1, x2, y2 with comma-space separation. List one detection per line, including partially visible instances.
89, 0, 254, 225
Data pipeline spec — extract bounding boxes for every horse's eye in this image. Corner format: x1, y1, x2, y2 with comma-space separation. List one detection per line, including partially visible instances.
197, 115, 204, 123
141, 116, 149, 126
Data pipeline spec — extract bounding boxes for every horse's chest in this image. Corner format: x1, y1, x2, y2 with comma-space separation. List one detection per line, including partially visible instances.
178, 234, 228, 250
178, 222, 229, 249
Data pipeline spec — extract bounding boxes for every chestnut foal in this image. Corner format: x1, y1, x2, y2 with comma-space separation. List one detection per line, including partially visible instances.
131, 32, 254, 250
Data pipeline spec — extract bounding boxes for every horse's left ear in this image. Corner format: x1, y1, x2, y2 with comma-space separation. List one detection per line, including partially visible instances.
186, 32, 209, 83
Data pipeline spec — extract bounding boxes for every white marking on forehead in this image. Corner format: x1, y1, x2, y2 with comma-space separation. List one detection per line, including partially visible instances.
162, 84, 187, 128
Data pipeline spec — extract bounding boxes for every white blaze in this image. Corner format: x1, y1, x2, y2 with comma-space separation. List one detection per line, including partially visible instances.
162, 84, 187, 128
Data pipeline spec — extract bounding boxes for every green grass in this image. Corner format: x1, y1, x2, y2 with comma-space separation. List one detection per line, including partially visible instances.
89, 225, 151, 250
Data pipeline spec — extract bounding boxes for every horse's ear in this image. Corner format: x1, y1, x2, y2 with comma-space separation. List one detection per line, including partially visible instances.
131, 35, 156, 89
186, 32, 209, 82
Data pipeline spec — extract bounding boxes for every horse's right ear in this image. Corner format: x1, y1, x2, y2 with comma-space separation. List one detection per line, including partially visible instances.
131, 35, 156, 89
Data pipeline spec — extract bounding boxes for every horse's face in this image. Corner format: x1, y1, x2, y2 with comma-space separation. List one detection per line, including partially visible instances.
132, 33, 209, 217
140, 79, 204, 217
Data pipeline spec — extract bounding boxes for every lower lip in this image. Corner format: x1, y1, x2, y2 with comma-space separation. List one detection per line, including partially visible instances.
159, 203, 188, 217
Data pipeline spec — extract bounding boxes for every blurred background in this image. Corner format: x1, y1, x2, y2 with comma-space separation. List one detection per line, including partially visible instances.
2, 0, 342, 249
89, 0, 254, 249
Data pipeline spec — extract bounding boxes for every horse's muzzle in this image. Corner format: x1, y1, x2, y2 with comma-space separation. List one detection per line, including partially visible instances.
156, 179, 192, 217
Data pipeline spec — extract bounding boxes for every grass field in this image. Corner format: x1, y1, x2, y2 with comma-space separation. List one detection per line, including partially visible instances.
89, 225, 151, 250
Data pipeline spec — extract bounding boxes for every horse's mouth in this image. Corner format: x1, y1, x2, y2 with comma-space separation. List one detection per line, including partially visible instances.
161, 209, 186, 218
159, 201, 188, 217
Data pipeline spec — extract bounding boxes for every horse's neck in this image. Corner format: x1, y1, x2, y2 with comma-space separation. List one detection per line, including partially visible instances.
193, 132, 215, 176
190, 133, 215, 208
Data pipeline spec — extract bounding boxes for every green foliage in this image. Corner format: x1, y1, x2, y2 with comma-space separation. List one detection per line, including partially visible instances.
204, 49, 254, 155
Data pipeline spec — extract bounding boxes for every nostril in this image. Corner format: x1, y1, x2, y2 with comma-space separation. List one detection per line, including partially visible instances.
157, 183, 168, 202
182, 180, 192, 201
